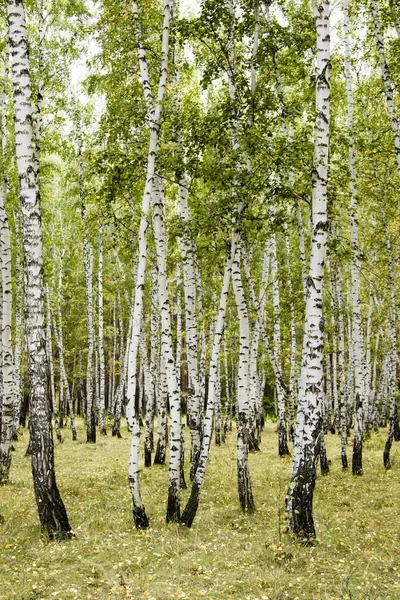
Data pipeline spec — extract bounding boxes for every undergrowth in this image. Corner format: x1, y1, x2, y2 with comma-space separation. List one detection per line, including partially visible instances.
0, 419, 399, 599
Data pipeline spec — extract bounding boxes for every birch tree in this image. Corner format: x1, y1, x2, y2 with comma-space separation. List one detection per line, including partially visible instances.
125, 0, 172, 528
6, 0, 71, 537
0, 43, 14, 484
287, 0, 331, 540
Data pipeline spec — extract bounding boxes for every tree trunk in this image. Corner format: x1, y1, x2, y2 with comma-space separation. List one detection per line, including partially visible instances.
287, 0, 330, 541
45, 286, 61, 443
181, 248, 234, 527
0, 43, 15, 483
7, 0, 71, 537
126, 0, 172, 529
343, 0, 364, 476
152, 175, 181, 522
98, 226, 106, 435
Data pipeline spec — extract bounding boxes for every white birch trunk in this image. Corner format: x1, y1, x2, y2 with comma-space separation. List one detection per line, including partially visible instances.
364, 281, 374, 433
343, 0, 364, 475
175, 265, 187, 488
98, 226, 106, 435
126, 0, 172, 529
12, 228, 23, 440
45, 286, 61, 443
231, 240, 254, 510
287, 0, 330, 540
380, 203, 399, 467
178, 169, 202, 479
152, 175, 181, 522
370, 0, 400, 177
140, 319, 155, 468
112, 310, 132, 438
0, 43, 15, 483
368, 327, 381, 432
269, 218, 289, 456
284, 224, 297, 441
110, 300, 116, 415
55, 257, 76, 441
7, 0, 70, 536
75, 108, 96, 443
151, 266, 167, 465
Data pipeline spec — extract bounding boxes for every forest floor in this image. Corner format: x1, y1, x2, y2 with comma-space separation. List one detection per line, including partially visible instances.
1, 418, 400, 600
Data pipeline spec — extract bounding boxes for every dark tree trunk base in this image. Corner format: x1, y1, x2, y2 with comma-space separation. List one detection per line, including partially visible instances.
352, 436, 363, 476
72, 430, 77, 441
394, 405, 400, 441
287, 465, 316, 541
86, 409, 96, 443
341, 454, 348, 469
384, 429, 394, 469
154, 440, 166, 465
237, 461, 255, 512
166, 484, 180, 523
320, 448, 329, 475
111, 422, 121, 438
144, 447, 152, 468
180, 481, 201, 528
189, 448, 200, 481
133, 507, 149, 529
249, 433, 260, 452
278, 423, 289, 456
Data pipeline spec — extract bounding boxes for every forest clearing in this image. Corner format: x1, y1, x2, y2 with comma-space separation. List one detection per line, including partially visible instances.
1, 420, 400, 600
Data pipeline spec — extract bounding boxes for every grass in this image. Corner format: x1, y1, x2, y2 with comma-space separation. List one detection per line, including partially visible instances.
1, 418, 400, 600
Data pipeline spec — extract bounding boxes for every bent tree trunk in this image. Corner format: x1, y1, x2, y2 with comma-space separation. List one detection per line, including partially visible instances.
287, 0, 330, 541
125, 0, 172, 529
7, 0, 71, 537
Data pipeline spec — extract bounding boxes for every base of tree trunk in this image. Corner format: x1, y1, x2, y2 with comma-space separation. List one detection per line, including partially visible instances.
352, 436, 363, 476
287, 462, 316, 541
341, 453, 348, 469
144, 447, 152, 467
215, 426, 221, 445
71, 429, 77, 441
278, 436, 290, 457
166, 483, 180, 523
384, 428, 394, 469
111, 420, 121, 438
180, 481, 201, 528
319, 446, 329, 475
99, 426, 107, 436
249, 432, 260, 452
133, 507, 150, 529
32, 464, 71, 539
189, 448, 200, 481
154, 440, 166, 465
394, 406, 400, 441
86, 411, 96, 443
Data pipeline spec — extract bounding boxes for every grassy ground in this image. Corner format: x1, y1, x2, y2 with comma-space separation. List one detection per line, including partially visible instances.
1, 418, 400, 600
